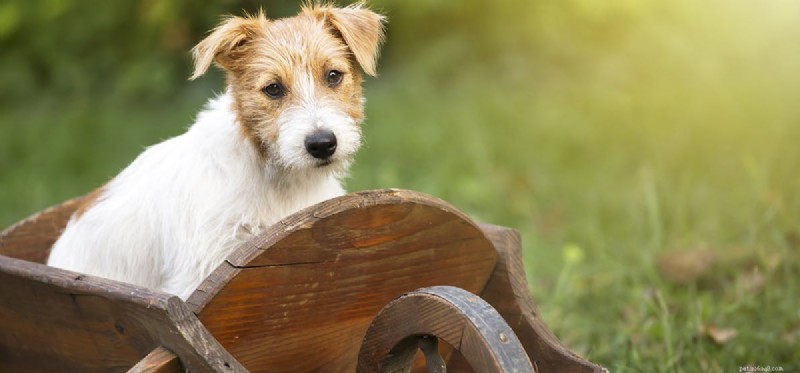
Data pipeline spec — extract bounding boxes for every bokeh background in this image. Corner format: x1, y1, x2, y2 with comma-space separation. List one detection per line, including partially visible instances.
1, 0, 798, 371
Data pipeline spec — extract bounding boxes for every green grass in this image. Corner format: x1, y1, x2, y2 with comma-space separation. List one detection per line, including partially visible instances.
2, 1, 799, 371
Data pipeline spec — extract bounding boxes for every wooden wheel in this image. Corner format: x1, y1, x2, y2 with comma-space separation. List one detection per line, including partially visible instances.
357, 286, 534, 373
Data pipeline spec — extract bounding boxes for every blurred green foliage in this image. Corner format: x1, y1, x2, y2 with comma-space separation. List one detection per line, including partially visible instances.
2, 0, 799, 371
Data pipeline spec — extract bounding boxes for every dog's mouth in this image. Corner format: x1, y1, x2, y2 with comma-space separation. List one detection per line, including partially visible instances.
315, 158, 334, 168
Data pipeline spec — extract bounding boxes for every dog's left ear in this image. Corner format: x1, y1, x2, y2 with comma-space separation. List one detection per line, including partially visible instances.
316, 4, 386, 76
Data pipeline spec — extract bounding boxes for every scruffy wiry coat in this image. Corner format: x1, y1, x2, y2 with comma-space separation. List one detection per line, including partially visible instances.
47, 4, 386, 299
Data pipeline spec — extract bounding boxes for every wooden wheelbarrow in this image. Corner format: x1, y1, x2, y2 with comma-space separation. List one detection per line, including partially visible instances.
0, 189, 606, 372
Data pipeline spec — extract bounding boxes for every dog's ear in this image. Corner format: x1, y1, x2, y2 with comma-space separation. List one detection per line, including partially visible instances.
190, 12, 266, 80
314, 4, 386, 77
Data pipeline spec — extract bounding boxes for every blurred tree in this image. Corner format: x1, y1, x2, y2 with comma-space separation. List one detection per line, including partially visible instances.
0, 0, 305, 105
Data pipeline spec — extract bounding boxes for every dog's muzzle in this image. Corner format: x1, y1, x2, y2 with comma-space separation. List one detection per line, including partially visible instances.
305, 129, 337, 160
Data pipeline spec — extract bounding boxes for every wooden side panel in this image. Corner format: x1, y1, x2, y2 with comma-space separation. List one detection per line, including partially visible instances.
193, 189, 499, 373
0, 255, 245, 373
0, 196, 83, 263
0, 188, 603, 372
477, 223, 607, 373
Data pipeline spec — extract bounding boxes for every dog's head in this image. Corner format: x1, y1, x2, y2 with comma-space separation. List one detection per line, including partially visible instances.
191, 3, 385, 175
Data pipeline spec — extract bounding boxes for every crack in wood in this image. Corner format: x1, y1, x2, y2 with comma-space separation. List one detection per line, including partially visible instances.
225, 259, 330, 269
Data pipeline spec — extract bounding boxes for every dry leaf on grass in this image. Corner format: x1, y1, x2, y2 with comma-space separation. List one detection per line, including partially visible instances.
737, 267, 765, 293
782, 324, 800, 344
698, 324, 738, 345
657, 248, 717, 284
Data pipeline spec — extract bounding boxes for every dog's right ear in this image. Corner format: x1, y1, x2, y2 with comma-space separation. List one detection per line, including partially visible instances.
190, 13, 266, 80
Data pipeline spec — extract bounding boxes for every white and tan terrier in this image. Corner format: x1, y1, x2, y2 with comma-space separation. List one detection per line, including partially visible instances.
47, 3, 386, 299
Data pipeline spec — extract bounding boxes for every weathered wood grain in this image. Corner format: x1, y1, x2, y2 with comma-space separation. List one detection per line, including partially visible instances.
477, 223, 607, 373
0, 196, 84, 263
0, 188, 606, 372
127, 347, 181, 373
357, 286, 533, 373
0, 255, 246, 372
189, 189, 500, 372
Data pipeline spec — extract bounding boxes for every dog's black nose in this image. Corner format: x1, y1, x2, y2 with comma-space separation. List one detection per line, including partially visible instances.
305, 130, 337, 159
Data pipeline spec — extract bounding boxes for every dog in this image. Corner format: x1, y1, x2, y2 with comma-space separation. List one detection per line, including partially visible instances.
46, 3, 386, 300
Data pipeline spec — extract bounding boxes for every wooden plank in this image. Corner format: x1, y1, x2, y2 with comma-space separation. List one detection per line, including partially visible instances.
227, 189, 485, 267
190, 189, 500, 372
356, 286, 533, 373
127, 347, 182, 373
0, 255, 246, 372
0, 196, 84, 263
477, 223, 607, 373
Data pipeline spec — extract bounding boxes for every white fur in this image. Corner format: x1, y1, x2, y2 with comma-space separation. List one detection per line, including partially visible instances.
47, 91, 354, 299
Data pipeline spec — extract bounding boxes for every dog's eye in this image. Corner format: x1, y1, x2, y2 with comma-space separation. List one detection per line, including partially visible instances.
262, 83, 285, 99
326, 70, 343, 87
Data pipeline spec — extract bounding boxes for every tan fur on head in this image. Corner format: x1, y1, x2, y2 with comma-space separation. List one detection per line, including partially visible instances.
303, 2, 386, 76
190, 10, 269, 80
190, 3, 386, 80
187, 3, 386, 165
